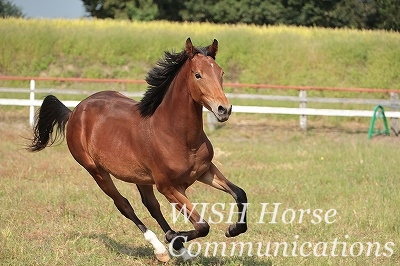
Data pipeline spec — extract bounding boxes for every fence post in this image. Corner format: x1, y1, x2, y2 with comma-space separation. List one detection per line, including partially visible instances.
29, 79, 35, 126
299, 90, 307, 130
390, 92, 399, 135
207, 111, 217, 131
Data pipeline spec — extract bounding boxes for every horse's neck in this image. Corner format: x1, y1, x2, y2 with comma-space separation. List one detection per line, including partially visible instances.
151, 72, 204, 145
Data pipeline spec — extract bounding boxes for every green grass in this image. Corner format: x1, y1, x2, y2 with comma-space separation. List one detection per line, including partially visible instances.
1, 111, 400, 265
0, 19, 399, 91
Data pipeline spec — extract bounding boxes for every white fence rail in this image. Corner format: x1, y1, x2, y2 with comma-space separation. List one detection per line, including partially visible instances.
0, 79, 399, 131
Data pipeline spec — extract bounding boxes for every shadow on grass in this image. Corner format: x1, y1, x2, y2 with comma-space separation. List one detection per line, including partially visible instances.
174, 255, 273, 266
71, 233, 273, 265
86, 233, 154, 259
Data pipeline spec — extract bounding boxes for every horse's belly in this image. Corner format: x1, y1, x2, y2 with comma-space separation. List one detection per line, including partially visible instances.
91, 142, 154, 185
103, 161, 155, 185
113, 172, 155, 185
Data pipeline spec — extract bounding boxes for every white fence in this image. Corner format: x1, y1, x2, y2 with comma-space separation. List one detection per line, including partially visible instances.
0, 79, 399, 131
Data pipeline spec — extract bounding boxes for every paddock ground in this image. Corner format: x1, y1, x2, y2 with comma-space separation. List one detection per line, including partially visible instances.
1, 110, 399, 265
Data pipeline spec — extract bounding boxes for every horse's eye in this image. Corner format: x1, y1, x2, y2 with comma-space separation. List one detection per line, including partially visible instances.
195, 73, 202, 79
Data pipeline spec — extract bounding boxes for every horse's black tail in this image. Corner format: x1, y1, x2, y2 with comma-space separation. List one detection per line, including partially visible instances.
28, 95, 72, 152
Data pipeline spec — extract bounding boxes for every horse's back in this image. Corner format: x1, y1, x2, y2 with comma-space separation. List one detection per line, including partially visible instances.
86, 90, 132, 101
68, 90, 141, 139
70, 91, 138, 120
79, 90, 137, 109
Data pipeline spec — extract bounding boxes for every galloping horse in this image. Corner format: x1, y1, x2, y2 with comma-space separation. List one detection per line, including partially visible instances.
29, 38, 247, 262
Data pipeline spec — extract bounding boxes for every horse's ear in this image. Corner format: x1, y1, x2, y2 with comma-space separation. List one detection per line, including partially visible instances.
185, 38, 195, 58
207, 39, 218, 59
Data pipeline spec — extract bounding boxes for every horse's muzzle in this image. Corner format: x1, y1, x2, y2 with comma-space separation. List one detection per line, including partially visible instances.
215, 104, 232, 122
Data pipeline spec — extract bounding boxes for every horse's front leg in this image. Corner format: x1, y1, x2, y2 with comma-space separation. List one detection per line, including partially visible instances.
198, 163, 248, 237
157, 185, 210, 260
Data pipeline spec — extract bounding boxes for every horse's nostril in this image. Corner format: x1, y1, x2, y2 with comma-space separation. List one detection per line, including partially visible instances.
218, 105, 227, 115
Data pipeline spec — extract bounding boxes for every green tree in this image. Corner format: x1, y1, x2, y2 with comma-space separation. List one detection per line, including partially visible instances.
0, 0, 24, 18
82, 0, 158, 20
81, 0, 399, 31
181, 0, 284, 25
125, 0, 158, 21
281, 0, 399, 30
282, 0, 357, 28
153, 0, 184, 21
373, 0, 399, 30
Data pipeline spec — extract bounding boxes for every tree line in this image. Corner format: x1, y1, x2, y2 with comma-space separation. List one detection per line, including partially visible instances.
0, 0, 23, 18
2, 0, 398, 31
81, 0, 399, 31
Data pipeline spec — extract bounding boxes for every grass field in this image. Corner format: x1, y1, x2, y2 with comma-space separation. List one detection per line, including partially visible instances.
1, 109, 400, 265
1, 18, 400, 91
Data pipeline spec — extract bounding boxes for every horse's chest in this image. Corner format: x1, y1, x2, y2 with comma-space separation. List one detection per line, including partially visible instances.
187, 147, 212, 179
162, 142, 213, 185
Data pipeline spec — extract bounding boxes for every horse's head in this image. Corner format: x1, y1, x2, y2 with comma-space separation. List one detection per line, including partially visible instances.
185, 38, 232, 122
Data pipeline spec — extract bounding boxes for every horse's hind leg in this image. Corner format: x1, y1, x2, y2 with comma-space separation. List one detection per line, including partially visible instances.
136, 185, 195, 261
86, 166, 170, 262
136, 185, 185, 249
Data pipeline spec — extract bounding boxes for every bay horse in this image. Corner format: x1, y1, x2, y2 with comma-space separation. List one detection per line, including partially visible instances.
29, 38, 247, 262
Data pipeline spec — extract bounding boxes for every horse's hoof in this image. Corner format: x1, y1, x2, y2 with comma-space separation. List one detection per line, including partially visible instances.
178, 248, 196, 262
225, 227, 232, 238
155, 251, 170, 263
164, 229, 176, 243
225, 224, 247, 238
182, 255, 196, 262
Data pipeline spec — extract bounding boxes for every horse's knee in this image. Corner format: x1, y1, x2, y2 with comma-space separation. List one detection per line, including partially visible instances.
196, 222, 210, 237
234, 187, 247, 204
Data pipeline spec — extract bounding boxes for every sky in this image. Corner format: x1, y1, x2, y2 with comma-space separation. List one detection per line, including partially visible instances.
11, 0, 87, 19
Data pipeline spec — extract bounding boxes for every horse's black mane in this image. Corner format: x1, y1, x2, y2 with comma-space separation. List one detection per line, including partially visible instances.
138, 44, 215, 117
